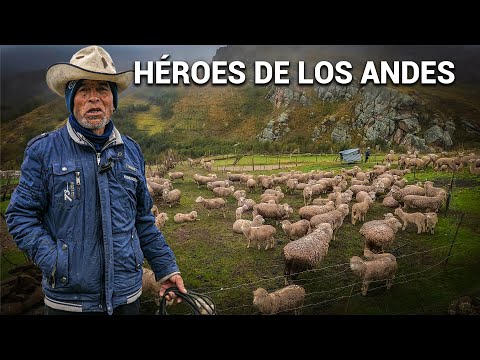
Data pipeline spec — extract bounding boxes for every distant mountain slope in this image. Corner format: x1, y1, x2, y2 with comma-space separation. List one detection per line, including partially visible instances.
2, 45, 480, 168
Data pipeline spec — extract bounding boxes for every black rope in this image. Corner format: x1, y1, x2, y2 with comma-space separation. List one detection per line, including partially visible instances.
157, 286, 217, 315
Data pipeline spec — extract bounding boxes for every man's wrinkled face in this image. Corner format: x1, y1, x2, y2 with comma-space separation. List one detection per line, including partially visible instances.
73, 80, 114, 130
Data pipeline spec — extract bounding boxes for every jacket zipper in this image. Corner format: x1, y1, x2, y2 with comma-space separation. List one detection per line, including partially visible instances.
75, 172, 81, 199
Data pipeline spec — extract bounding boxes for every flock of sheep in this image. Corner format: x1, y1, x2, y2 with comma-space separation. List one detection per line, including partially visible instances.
142, 150, 479, 315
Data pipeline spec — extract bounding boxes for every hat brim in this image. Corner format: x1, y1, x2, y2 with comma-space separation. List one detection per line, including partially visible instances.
46, 63, 134, 97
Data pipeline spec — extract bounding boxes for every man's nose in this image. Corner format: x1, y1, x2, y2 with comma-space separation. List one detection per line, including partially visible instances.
88, 90, 100, 103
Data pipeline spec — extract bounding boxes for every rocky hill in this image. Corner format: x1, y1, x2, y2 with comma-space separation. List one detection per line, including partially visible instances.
2, 45, 480, 167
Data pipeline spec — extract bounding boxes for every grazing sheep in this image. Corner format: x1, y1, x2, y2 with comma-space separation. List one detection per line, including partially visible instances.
309, 204, 349, 241
168, 171, 184, 181
151, 204, 159, 217
298, 201, 335, 220
162, 188, 182, 207
350, 253, 397, 295
394, 207, 426, 234
238, 197, 256, 210
351, 198, 373, 225
233, 189, 246, 201
252, 203, 293, 221
283, 223, 333, 285
426, 212, 438, 234
193, 174, 218, 188
173, 211, 198, 223
212, 186, 235, 199
469, 159, 480, 175
424, 181, 447, 201
227, 172, 243, 182
246, 178, 257, 192
360, 216, 402, 253
403, 195, 444, 212
260, 192, 284, 204
240, 223, 277, 250
195, 196, 226, 217
235, 205, 249, 219
155, 212, 169, 230
390, 184, 426, 203
356, 191, 376, 203
285, 178, 298, 194
232, 215, 265, 234
281, 219, 311, 241
253, 285, 306, 315
382, 196, 400, 208
207, 180, 230, 190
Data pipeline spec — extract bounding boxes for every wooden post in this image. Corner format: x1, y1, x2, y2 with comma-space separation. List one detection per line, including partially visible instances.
252, 155, 254, 172
444, 171, 455, 216
445, 213, 464, 269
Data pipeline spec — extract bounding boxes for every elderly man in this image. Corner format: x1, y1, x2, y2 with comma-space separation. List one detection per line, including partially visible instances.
5, 45, 186, 315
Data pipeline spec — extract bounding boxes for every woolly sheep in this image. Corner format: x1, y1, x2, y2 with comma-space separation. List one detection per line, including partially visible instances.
350, 252, 397, 295
155, 213, 169, 229
309, 204, 349, 240
351, 198, 373, 225
238, 197, 256, 210
195, 196, 226, 217
359, 216, 402, 253
235, 205, 248, 219
253, 285, 306, 315
394, 207, 426, 234
298, 201, 335, 220
212, 186, 235, 199
252, 203, 293, 220
403, 195, 444, 213
207, 180, 230, 190
281, 219, 311, 241
426, 212, 438, 234
246, 178, 257, 192
382, 196, 400, 208
151, 204, 159, 217
168, 171, 184, 181
241, 223, 276, 250
233, 189, 246, 201
162, 188, 182, 207
232, 215, 265, 234
173, 211, 198, 223
390, 185, 426, 203
283, 223, 333, 285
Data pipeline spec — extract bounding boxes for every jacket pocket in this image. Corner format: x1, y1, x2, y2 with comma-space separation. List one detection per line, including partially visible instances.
52, 161, 81, 209
51, 239, 69, 288
130, 229, 144, 272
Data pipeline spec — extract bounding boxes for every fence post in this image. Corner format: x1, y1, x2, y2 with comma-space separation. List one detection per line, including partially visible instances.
445, 213, 464, 269
252, 155, 254, 172
444, 171, 455, 216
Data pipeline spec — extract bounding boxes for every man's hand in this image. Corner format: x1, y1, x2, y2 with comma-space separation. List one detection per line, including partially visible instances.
159, 274, 187, 304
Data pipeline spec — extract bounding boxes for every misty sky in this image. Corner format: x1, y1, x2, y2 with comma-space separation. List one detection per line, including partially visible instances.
0, 45, 225, 75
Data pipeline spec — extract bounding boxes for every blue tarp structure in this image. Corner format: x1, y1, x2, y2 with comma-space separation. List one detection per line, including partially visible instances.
339, 148, 361, 163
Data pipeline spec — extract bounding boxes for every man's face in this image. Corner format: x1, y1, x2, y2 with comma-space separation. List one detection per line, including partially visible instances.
73, 80, 114, 130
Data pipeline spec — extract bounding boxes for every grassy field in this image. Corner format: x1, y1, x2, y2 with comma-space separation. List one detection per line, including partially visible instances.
2, 155, 480, 315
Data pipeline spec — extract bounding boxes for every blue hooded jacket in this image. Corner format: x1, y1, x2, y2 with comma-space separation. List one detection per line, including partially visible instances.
5, 120, 179, 314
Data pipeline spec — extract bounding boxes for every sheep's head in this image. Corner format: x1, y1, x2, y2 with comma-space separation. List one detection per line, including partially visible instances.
394, 207, 402, 217
253, 288, 268, 305
195, 196, 204, 203
281, 220, 290, 231
350, 256, 364, 272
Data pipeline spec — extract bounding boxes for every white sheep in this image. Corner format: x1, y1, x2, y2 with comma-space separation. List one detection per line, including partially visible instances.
240, 223, 276, 250
238, 197, 256, 210
382, 196, 400, 208
426, 212, 438, 234
309, 204, 349, 241
246, 178, 257, 192
281, 219, 311, 241
168, 171, 184, 181
195, 196, 226, 217
235, 205, 248, 219
403, 195, 444, 212
173, 211, 198, 223
298, 201, 335, 220
252, 203, 293, 221
233, 189, 246, 201
350, 252, 397, 296
394, 207, 426, 234
253, 285, 306, 315
155, 212, 169, 229
283, 223, 333, 285
351, 197, 373, 225
232, 215, 265, 234
359, 216, 402, 253
212, 186, 235, 199
162, 188, 182, 207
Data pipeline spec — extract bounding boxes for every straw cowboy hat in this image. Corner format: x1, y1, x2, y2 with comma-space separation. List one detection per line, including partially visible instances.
46, 45, 134, 97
